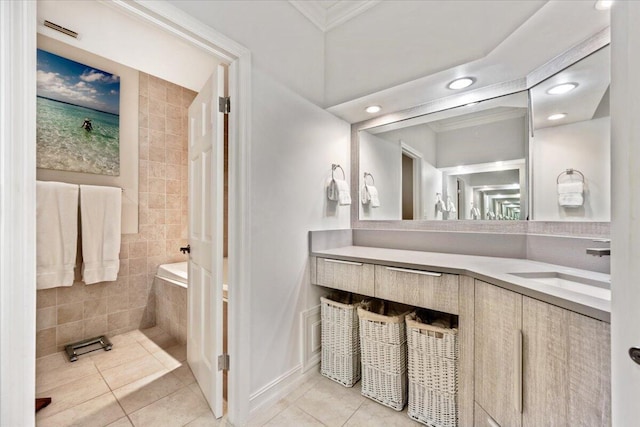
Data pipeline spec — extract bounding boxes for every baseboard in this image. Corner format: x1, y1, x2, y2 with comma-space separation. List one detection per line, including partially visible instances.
248, 361, 319, 418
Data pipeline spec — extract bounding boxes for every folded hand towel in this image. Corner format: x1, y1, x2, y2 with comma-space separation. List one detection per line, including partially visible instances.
328, 179, 351, 206
559, 192, 584, 207
80, 185, 121, 284
36, 181, 79, 289
361, 185, 371, 205
558, 181, 584, 194
366, 185, 380, 208
558, 181, 584, 207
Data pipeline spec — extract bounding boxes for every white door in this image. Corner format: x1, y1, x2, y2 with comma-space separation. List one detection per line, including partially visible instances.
188, 65, 225, 417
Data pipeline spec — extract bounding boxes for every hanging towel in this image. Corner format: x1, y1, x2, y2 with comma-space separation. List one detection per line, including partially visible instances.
367, 185, 380, 208
36, 181, 79, 290
447, 198, 457, 214
361, 185, 380, 208
328, 179, 351, 206
80, 185, 121, 284
558, 181, 584, 207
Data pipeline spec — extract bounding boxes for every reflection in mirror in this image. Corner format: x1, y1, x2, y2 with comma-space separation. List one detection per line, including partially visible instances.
359, 91, 528, 221
530, 45, 610, 221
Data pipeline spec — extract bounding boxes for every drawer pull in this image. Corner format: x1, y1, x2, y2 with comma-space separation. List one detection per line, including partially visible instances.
385, 267, 442, 277
487, 416, 500, 427
324, 259, 363, 266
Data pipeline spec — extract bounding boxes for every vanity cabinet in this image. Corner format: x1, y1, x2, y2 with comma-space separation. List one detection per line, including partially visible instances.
474, 280, 523, 427
315, 257, 375, 295
374, 265, 459, 314
522, 296, 611, 427
474, 279, 611, 427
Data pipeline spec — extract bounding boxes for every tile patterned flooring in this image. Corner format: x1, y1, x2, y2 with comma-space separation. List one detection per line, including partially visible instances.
36, 328, 421, 426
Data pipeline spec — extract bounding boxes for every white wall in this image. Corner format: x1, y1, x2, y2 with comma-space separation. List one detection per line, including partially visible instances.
379, 124, 437, 165
359, 131, 402, 220
532, 117, 610, 221
168, 0, 325, 106
37, 1, 216, 92
249, 69, 350, 395
436, 116, 526, 168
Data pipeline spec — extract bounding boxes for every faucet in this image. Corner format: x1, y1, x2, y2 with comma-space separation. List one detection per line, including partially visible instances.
586, 239, 611, 257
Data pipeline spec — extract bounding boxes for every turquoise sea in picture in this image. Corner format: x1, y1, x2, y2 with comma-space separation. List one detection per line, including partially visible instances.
36, 48, 120, 176
37, 97, 120, 175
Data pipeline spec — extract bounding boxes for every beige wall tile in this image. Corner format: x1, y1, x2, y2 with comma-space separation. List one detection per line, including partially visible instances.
108, 311, 130, 331
37, 327, 57, 351
57, 284, 86, 304
149, 114, 165, 132
57, 321, 84, 347
84, 298, 107, 318
37, 307, 57, 331
84, 315, 108, 339
108, 295, 129, 314
37, 288, 57, 308
57, 302, 84, 325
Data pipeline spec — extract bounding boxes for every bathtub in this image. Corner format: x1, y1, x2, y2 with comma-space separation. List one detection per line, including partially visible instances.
155, 260, 228, 345
156, 260, 229, 296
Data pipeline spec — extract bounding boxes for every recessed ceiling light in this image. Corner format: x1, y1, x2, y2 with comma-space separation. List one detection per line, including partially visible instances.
547, 82, 578, 95
448, 77, 475, 90
365, 105, 381, 114
548, 113, 567, 121
595, 0, 613, 10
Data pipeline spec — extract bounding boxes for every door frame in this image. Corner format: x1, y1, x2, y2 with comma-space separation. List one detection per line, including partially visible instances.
117, 3, 253, 424
400, 141, 423, 220
0, 1, 254, 425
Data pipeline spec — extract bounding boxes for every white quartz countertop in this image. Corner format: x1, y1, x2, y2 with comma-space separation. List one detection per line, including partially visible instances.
311, 246, 610, 322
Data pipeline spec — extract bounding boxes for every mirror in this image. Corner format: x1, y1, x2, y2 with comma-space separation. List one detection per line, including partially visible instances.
529, 45, 610, 221
359, 91, 529, 221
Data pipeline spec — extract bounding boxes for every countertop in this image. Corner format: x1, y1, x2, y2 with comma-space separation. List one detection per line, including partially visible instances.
311, 246, 610, 322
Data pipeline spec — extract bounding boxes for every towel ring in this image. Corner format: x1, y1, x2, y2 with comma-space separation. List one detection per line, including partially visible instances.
363, 172, 375, 186
331, 164, 345, 180
556, 168, 585, 184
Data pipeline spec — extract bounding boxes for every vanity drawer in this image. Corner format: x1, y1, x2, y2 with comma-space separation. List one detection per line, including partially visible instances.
316, 258, 375, 295
374, 265, 459, 314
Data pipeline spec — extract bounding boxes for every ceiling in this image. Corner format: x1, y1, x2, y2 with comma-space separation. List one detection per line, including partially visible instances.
323, 0, 610, 123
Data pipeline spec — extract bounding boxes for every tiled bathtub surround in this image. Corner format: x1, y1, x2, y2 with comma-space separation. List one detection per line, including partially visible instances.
155, 277, 187, 344
36, 74, 196, 358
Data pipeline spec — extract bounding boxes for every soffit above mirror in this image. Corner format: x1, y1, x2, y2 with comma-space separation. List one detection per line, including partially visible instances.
327, 1, 609, 123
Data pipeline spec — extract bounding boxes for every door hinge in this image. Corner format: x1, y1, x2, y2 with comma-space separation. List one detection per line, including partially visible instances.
218, 353, 230, 371
218, 96, 230, 114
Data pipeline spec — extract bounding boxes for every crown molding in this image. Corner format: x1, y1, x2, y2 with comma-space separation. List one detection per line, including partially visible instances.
289, 0, 381, 32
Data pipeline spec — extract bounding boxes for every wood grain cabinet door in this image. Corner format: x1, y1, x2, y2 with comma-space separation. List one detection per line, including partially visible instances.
522, 296, 611, 427
474, 280, 523, 427
315, 258, 375, 295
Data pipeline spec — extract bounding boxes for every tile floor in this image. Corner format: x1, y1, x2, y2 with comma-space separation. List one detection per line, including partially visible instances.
36, 327, 421, 427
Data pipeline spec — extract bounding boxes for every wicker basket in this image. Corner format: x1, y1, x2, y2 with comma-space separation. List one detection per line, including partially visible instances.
406, 312, 459, 427
358, 306, 411, 411
320, 297, 361, 387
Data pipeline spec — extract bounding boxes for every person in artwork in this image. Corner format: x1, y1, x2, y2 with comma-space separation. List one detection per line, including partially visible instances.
81, 118, 93, 132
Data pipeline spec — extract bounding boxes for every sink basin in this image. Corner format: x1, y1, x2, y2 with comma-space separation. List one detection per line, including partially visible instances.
509, 272, 610, 300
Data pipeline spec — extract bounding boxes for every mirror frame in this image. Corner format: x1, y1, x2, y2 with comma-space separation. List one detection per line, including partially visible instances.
351, 27, 610, 231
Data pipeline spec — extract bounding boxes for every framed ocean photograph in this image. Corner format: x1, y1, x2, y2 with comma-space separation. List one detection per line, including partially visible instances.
36, 49, 120, 176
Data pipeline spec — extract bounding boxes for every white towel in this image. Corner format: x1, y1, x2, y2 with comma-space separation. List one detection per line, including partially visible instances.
367, 185, 380, 208
447, 199, 457, 213
558, 181, 584, 207
80, 185, 121, 284
328, 179, 351, 206
36, 181, 79, 290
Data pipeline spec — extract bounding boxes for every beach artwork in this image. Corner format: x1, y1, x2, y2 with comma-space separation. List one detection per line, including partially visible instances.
37, 49, 120, 176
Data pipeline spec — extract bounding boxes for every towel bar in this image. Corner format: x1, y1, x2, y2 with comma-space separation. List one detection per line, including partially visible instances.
556, 168, 585, 184
331, 164, 345, 180
363, 172, 375, 186
65, 335, 112, 362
